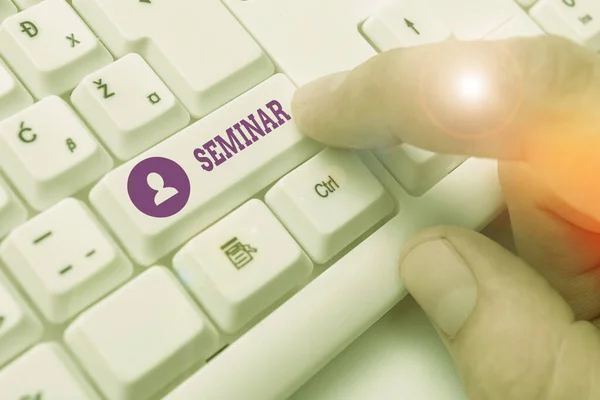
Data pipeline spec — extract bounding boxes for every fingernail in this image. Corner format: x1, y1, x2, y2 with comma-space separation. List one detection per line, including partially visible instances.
400, 239, 478, 338
293, 71, 349, 107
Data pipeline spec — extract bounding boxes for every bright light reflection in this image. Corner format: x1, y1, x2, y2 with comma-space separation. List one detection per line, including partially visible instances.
456, 72, 487, 103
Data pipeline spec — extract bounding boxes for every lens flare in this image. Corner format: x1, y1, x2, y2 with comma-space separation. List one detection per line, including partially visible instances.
456, 72, 486, 103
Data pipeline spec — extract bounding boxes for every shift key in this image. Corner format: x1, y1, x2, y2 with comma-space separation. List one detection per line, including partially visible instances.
90, 74, 322, 265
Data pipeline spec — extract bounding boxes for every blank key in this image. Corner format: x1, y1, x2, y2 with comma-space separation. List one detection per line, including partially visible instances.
65, 266, 220, 400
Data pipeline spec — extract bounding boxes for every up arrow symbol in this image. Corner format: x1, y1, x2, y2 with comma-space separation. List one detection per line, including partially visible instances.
404, 18, 420, 35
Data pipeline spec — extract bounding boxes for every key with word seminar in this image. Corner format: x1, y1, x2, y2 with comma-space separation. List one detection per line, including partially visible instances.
72, 53, 190, 160
0, 96, 113, 210
0, 59, 33, 120
73, 0, 274, 118
530, 0, 600, 50
0, 176, 27, 239
90, 74, 321, 265
174, 199, 313, 334
373, 144, 467, 196
0, 343, 100, 400
0, 270, 42, 367
0, 198, 132, 323
0, 0, 112, 98
65, 267, 220, 400
265, 148, 395, 264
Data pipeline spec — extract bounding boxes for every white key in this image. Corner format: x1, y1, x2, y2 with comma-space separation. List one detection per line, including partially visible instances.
0, 176, 27, 239
485, 11, 546, 39
72, 53, 190, 160
0, 0, 112, 98
0, 270, 42, 367
65, 266, 220, 400
0, 343, 100, 400
73, 0, 274, 119
517, 0, 540, 9
90, 74, 321, 265
530, 0, 600, 50
0, 96, 113, 210
11, 0, 42, 9
265, 148, 395, 264
434, 0, 522, 40
373, 144, 467, 197
174, 199, 313, 334
0, 198, 133, 323
0, 0, 16, 24
361, 0, 452, 51
0, 58, 32, 121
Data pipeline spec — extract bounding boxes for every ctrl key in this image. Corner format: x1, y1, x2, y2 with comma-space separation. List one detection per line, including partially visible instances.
265, 148, 395, 264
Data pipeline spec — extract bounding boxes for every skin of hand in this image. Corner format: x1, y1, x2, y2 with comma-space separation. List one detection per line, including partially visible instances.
291, 35, 600, 399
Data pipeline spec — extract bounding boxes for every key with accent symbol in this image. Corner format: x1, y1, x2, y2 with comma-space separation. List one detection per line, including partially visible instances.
73, 0, 274, 118
72, 53, 190, 160
0, 96, 113, 210
0, 0, 112, 98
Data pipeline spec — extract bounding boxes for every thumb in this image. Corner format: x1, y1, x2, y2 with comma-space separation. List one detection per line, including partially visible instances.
399, 226, 600, 399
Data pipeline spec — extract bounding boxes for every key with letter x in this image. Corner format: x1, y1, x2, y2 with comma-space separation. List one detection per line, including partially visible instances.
0, 0, 112, 98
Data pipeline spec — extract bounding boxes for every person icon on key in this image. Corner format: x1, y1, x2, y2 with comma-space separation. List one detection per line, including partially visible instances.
146, 172, 178, 206
128, 157, 191, 218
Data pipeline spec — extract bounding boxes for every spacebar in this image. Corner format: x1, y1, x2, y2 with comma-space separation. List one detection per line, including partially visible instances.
164, 215, 408, 400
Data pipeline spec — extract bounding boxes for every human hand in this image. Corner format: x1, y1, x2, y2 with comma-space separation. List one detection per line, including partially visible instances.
292, 36, 600, 399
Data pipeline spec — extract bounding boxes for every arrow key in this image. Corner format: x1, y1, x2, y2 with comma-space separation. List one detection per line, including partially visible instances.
362, 0, 452, 51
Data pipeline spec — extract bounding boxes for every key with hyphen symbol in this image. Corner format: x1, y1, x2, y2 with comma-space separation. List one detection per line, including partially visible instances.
0, 198, 132, 323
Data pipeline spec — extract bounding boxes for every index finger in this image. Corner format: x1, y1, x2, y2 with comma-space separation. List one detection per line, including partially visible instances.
291, 35, 600, 160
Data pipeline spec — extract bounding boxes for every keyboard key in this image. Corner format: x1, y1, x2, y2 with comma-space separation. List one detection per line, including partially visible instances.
265, 148, 395, 264
0, 96, 113, 210
11, 0, 42, 9
0, 271, 43, 367
174, 199, 313, 333
0, 0, 112, 98
73, 0, 274, 119
0, 198, 133, 323
72, 53, 190, 160
0, 0, 16, 24
65, 266, 220, 400
361, 0, 452, 51
530, 0, 600, 50
485, 11, 545, 39
0, 176, 27, 239
90, 74, 321, 265
0, 59, 33, 121
437, 0, 522, 39
0, 342, 100, 400
373, 144, 467, 196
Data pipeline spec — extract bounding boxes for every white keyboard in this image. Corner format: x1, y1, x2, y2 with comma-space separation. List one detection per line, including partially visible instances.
0, 0, 596, 399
